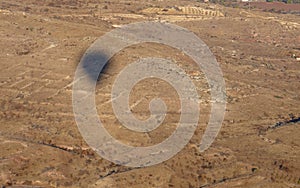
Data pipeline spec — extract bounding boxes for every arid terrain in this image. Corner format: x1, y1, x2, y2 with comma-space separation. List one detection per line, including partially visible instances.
229, 1, 300, 14
250, 2, 300, 13
0, 0, 299, 187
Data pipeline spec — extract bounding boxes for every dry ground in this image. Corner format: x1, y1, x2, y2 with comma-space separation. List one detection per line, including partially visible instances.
0, 0, 299, 187
250, 2, 300, 12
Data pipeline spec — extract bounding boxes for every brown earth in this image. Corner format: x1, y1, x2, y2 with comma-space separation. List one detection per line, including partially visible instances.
250, 2, 300, 12
0, 0, 299, 187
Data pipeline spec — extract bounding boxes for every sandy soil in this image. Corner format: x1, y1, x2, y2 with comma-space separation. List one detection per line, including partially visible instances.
0, 0, 299, 187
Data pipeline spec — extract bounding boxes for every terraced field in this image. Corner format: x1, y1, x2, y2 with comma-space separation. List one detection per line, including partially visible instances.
142, 6, 224, 17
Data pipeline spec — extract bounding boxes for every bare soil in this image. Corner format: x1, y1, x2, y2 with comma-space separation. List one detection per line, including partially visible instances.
0, 0, 299, 187
250, 2, 300, 12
